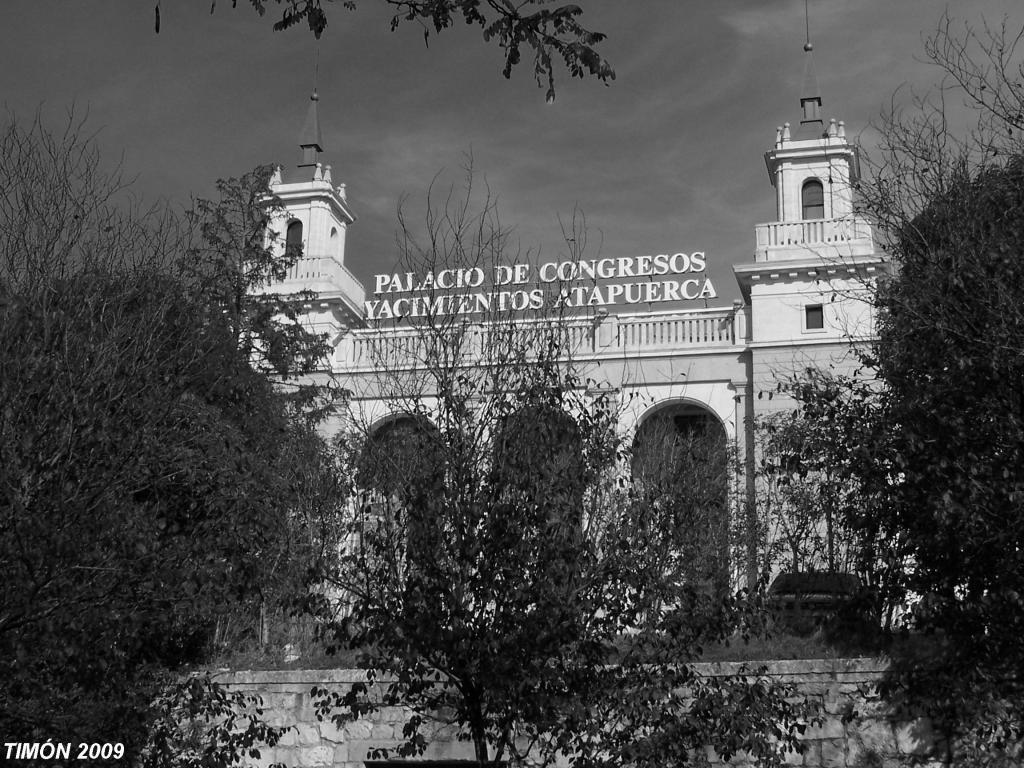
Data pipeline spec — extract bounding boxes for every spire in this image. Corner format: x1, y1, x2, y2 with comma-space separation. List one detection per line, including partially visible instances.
299, 88, 323, 167
796, 0, 824, 139
298, 46, 324, 167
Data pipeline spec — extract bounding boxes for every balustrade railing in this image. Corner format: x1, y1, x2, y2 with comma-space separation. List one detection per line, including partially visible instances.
339, 307, 742, 370
754, 216, 874, 261
278, 256, 366, 305
615, 311, 734, 349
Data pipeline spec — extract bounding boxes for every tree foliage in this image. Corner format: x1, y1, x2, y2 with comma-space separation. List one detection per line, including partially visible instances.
754, 408, 855, 577
0, 114, 342, 765
193, 0, 613, 101
631, 410, 732, 592
311, 170, 814, 768
790, 14, 1024, 762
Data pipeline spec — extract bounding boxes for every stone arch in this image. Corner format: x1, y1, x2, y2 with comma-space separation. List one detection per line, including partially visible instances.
631, 399, 730, 592
492, 404, 586, 534
493, 404, 582, 478
354, 413, 446, 567
356, 413, 443, 499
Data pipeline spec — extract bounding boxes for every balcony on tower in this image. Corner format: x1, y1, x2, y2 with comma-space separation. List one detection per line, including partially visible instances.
753, 215, 874, 263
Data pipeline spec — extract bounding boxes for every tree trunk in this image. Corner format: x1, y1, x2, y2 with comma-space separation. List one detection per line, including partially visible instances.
472, 721, 489, 765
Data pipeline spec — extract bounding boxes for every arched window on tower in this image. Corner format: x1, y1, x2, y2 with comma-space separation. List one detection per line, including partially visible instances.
801, 179, 825, 220
285, 220, 304, 257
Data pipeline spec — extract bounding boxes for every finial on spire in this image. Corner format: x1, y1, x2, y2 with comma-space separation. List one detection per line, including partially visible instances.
299, 88, 324, 167
804, 0, 812, 51
796, 0, 824, 138
299, 46, 324, 168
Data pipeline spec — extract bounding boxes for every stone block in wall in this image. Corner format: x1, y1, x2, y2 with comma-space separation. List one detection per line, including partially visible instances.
795, 680, 833, 696
343, 738, 476, 764
800, 741, 822, 766
297, 744, 335, 767
345, 719, 372, 740
380, 705, 408, 722
268, 692, 304, 711
818, 737, 845, 768
822, 689, 859, 718
834, 671, 885, 685
247, 747, 282, 768
844, 737, 881, 768
344, 740, 375, 762
894, 718, 933, 756
805, 716, 845, 740
852, 719, 897, 756
266, 709, 297, 728
318, 715, 347, 743
841, 698, 888, 723
783, 743, 806, 765
756, 660, 825, 676
295, 722, 321, 746
721, 751, 756, 766
417, 738, 477, 762
290, 708, 320, 731
822, 682, 842, 700
283, 726, 305, 747
267, 747, 295, 768
834, 681, 865, 703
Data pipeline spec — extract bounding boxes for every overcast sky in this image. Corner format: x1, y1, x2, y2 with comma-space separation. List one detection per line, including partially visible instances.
2, 1, 1022, 304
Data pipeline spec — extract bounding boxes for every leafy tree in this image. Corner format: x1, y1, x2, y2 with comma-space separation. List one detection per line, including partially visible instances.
177, 0, 614, 100
182, 164, 335, 420
311, 170, 814, 768
0, 114, 343, 765
754, 408, 854, 577
184, 166, 327, 379
791, 14, 1024, 763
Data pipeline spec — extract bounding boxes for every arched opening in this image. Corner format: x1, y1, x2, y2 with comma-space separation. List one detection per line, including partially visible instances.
357, 416, 442, 497
285, 220, 304, 256
801, 179, 825, 220
492, 404, 585, 535
355, 416, 445, 565
631, 402, 730, 592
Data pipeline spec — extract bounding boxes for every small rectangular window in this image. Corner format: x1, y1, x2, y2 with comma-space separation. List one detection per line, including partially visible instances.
805, 304, 824, 330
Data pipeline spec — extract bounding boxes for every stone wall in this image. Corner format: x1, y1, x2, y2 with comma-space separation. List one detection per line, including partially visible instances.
218, 659, 940, 768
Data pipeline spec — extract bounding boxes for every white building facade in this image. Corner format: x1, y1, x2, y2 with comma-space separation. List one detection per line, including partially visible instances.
264, 64, 886, 585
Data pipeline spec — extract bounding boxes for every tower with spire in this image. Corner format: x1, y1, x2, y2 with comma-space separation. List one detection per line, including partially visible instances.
264, 87, 368, 357
757, 38, 870, 247
733, 21, 886, 412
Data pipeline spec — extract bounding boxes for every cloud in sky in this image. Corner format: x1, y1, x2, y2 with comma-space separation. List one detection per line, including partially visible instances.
2, 0, 1022, 303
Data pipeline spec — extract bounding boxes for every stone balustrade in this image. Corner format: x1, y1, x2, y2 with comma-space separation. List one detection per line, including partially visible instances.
754, 217, 875, 263
277, 256, 367, 306
337, 306, 746, 372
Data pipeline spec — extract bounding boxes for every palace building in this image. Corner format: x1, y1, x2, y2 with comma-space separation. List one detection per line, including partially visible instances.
262, 47, 886, 584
